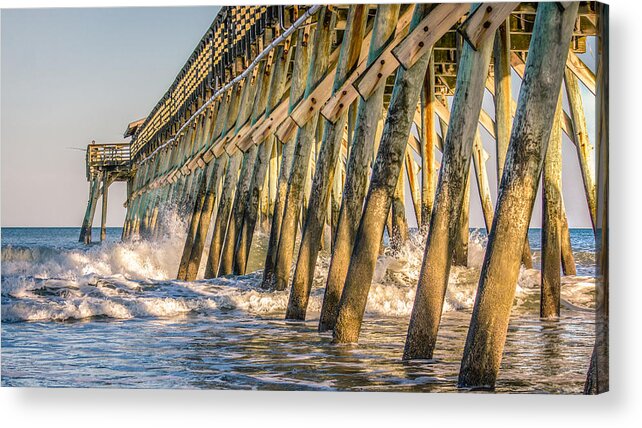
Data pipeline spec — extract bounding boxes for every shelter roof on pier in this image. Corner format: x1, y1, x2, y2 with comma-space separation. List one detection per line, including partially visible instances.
124, 118, 146, 138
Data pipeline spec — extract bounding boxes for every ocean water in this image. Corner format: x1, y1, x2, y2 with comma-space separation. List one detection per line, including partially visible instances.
1, 223, 597, 392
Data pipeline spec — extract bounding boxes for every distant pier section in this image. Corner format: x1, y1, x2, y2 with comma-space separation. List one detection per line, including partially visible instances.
79, 139, 134, 244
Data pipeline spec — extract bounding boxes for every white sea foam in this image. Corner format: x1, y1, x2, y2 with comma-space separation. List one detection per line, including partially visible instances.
2, 216, 187, 286
1, 227, 595, 323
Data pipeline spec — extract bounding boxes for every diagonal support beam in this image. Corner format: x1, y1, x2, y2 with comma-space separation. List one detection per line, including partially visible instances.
458, 2, 519, 50
354, 3, 469, 101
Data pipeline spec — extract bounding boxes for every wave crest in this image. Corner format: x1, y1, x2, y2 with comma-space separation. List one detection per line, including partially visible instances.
2, 227, 595, 323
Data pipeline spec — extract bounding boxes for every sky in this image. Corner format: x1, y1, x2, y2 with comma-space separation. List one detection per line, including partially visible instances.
1, 6, 594, 228
1, 6, 219, 227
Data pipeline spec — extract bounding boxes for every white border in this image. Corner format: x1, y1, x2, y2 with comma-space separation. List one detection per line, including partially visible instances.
2, 1, 640, 427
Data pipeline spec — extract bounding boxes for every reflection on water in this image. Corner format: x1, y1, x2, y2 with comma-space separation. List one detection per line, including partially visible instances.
2, 311, 594, 393
1, 227, 596, 393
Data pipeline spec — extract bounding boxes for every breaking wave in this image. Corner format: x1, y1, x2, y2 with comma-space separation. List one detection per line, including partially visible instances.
2, 226, 595, 323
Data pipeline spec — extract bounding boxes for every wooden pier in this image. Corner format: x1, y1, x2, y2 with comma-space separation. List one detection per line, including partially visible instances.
83, 2, 608, 392
80, 141, 133, 244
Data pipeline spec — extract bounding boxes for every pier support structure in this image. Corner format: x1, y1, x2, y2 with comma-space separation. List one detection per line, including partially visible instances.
93, 3, 607, 392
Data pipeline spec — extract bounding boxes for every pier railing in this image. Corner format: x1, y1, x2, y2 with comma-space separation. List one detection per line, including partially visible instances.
129, 5, 291, 162
86, 143, 131, 181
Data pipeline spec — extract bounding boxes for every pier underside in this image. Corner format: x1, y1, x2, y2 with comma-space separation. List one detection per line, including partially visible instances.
85, 2, 608, 393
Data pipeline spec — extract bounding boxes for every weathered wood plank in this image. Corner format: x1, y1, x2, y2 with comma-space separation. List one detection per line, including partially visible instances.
458, 2, 519, 50
320, 7, 414, 123
393, 2, 470, 71
356, 3, 468, 101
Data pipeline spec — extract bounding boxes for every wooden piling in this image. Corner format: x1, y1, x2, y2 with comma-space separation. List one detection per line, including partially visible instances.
185, 156, 228, 280
79, 172, 103, 244
100, 173, 110, 241
493, 23, 534, 269
204, 153, 238, 278
541, 93, 564, 318
220, 59, 272, 275
126, 193, 140, 240
148, 193, 160, 237
144, 190, 156, 239
140, 192, 152, 238
585, 3, 608, 394
420, 56, 437, 231
493, 19, 511, 181
261, 26, 314, 289
268, 142, 279, 220
424, 121, 494, 244
285, 5, 368, 320
272, 7, 336, 291
564, 68, 597, 229
391, 168, 409, 251
332, 4, 436, 344
560, 196, 577, 275
212, 67, 263, 281
122, 178, 133, 240
406, 150, 422, 228
132, 192, 143, 238
458, 2, 579, 389
80, 4, 605, 393
235, 41, 293, 275
452, 173, 471, 266
472, 134, 495, 231
234, 141, 272, 274
219, 146, 258, 275
177, 167, 208, 280
318, 4, 401, 331
330, 158, 342, 250
152, 185, 170, 240
204, 84, 244, 278
403, 6, 494, 358
182, 99, 233, 277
